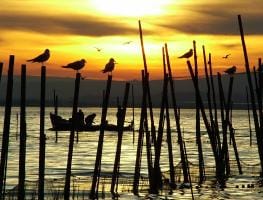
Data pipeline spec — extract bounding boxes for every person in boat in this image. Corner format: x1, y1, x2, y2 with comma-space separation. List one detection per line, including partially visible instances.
85, 113, 96, 126
116, 105, 124, 127
77, 109, 85, 127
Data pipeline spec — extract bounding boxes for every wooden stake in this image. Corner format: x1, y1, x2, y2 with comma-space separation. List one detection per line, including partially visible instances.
165, 43, 189, 183
89, 75, 112, 199
0, 55, 15, 198
111, 83, 130, 195
38, 66, 46, 200
18, 64, 27, 200
238, 15, 263, 174
64, 73, 81, 200
246, 87, 252, 146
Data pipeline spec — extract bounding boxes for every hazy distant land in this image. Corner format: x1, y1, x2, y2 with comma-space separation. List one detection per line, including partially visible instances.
0, 73, 250, 108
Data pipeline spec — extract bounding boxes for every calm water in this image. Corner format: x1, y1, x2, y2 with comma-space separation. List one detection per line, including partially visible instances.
1, 107, 263, 199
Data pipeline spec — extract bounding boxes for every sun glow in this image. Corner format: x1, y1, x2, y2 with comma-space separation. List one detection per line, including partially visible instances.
91, 0, 170, 17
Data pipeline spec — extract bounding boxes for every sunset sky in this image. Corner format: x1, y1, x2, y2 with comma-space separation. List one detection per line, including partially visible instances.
0, 0, 262, 80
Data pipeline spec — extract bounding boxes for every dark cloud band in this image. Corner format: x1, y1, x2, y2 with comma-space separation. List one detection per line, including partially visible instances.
0, 13, 137, 36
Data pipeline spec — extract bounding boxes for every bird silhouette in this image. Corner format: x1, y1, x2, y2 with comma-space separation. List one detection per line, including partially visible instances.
102, 58, 116, 75
224, 66, 236, 75
94, 47, 102, 52
123, 41, 132, 45
62, 59, 86, 72
222, 54, 231, 59
81, 75, 86, 80
178, 49, 193, 59
27, 49, 50, 65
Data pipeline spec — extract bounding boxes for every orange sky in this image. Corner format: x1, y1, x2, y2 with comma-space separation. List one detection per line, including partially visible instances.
0, 0, 263, 80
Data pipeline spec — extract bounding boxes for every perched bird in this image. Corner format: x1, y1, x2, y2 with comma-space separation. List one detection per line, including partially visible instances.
224, 66, 236, 75
27, 49, 50, 65
62, 59, 86, 72
222, 54, 231, 59
178, 49, 193, 59
94, 47, 102, 52
102, 58, 116, 74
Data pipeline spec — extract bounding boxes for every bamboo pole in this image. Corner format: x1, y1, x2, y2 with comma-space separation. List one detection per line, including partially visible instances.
132, 84, 135, 145
18, 64, 27, 200
138, 20, 156, 147
253, 66, 263, 129
38, 66, 46, 200
0, 63, 3, 84
144, 73, 154, 193
224, 75, 234, 175
111, 83, 130, 195
133, 70, 146, 195
208, 54, 219, 138
53, 90, 58, 142
246, 87, 252, 146
165, 85, 176, 188
187, 60, 223, 179
152, 47, 168, 193
0, 55, 14, 198
165, 43, 189, 183
89, 75, 112, 199
238, 15, 263, 174
64, 73, 81, 200
217, 73, 228, 177
193, 41, 201, 145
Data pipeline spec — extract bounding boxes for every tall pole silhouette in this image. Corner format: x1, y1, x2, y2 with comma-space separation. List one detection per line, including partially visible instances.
38, 66, 46, 200
18, 64, 27, 200
0, 56, 14, 198
64, 73, 81, 199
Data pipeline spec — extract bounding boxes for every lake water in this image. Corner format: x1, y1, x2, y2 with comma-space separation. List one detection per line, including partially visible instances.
1, 107, 263, 199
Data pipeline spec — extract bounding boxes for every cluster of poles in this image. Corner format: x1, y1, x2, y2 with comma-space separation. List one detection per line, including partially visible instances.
0, 14, 262, 200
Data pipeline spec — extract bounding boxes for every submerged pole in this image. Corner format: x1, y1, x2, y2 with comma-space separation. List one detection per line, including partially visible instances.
165, 43, 189, 183
138, 20, 156, 147
90, 75, 112, 199
64, 73, 81, 200
246, 87, 252, 146
238, 14, 263, 174
133, 70, 146, 195
18, 64, 27, 200
38, 66, 46, 200
111, 83, 130, 195
0, 55, 15, 198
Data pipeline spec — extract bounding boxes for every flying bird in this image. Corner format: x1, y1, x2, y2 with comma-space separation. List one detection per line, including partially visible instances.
224, 66, 236, 75
27, 49, 50, 65
81, 75, 87, 80
62, 59, 86, 72
102, 58, 116, 75
94, 47, 102, 52
178, 49, 193, 59
222, 54, 231, 59
123, 41, 132, 45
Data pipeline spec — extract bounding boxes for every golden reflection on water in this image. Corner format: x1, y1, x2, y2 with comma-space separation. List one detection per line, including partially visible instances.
1, 107, 263, 199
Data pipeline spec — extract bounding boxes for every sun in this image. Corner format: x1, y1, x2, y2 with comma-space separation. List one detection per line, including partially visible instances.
90, 0, 170, 17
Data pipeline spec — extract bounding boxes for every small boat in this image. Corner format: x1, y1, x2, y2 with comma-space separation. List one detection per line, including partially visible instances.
49, 113, 133, 132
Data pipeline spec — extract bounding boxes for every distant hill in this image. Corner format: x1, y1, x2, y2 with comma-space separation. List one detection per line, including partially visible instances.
0, 73, 254, 108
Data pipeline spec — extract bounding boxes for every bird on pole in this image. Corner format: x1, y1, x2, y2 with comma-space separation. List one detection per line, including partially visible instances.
178, 49, 193, 59
27, 49, 50, 65
224, 66, 236, 75
101, 58, 116, 75
62, 59, 86, 72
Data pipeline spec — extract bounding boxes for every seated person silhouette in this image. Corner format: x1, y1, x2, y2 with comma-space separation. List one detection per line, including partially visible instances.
77, 109, 85, 127
85, 113, 96, 126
